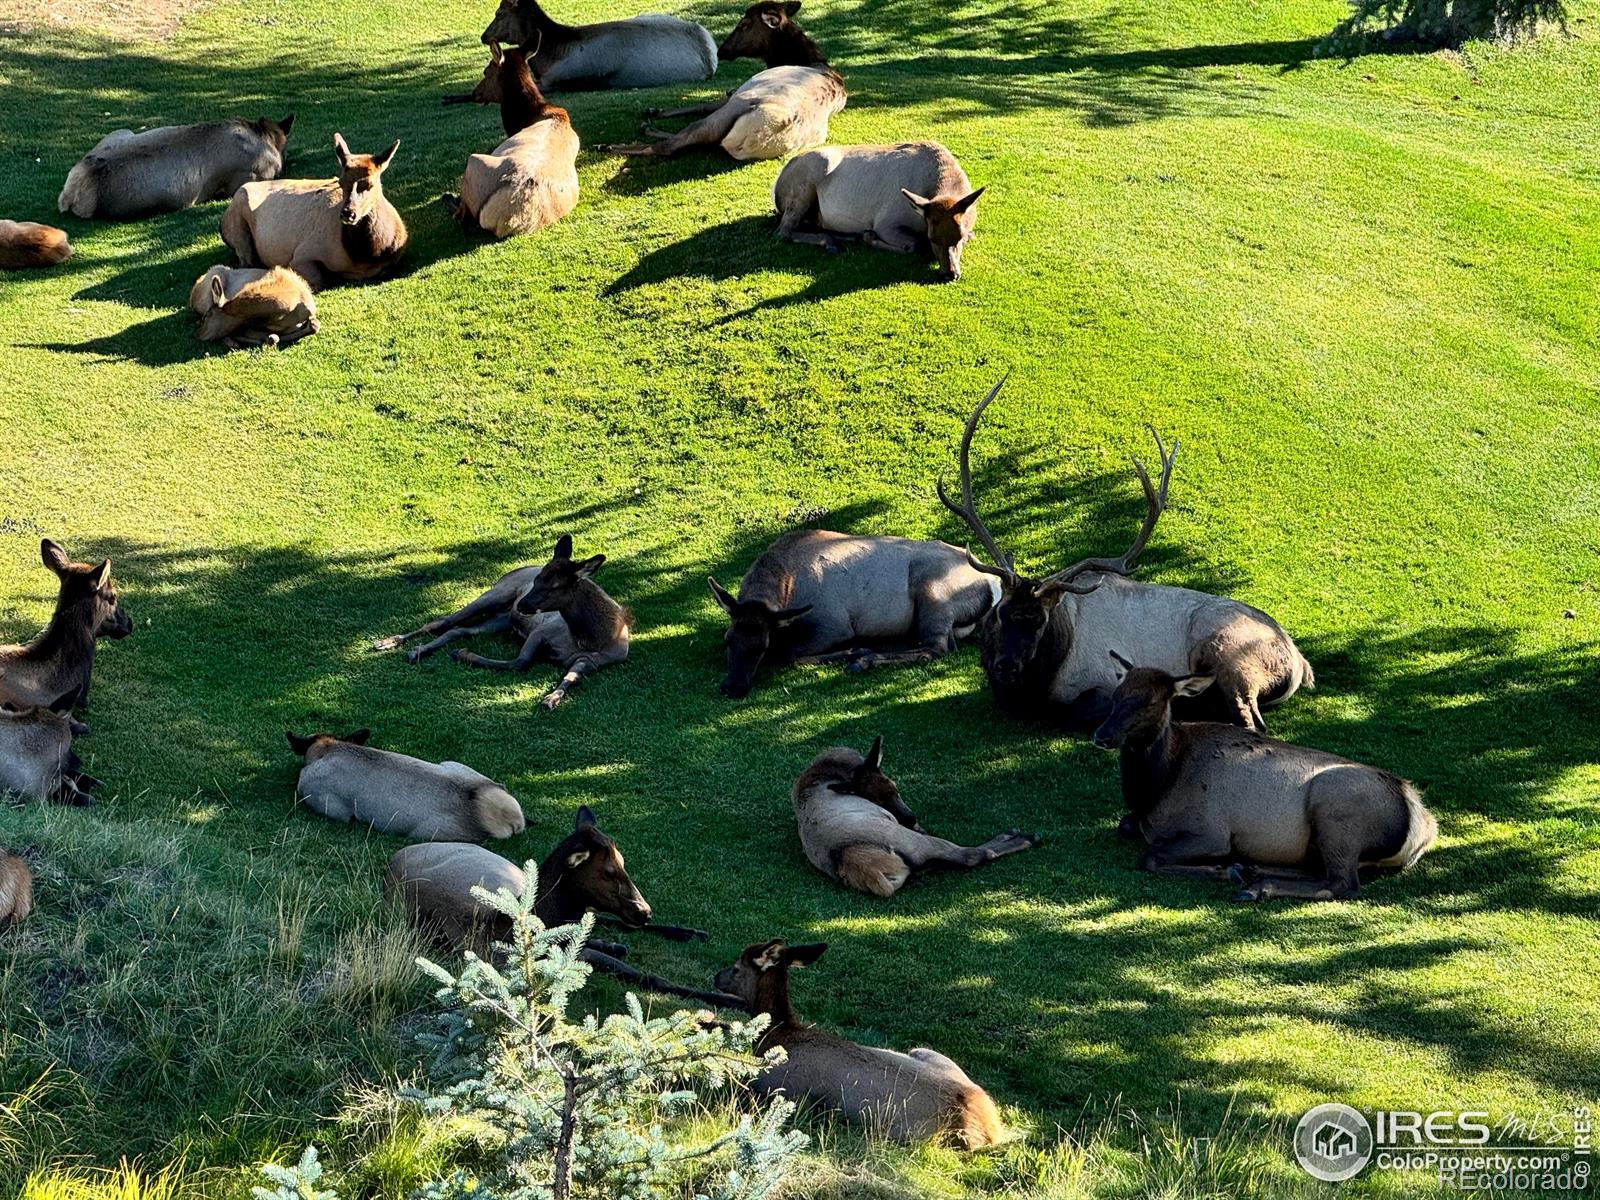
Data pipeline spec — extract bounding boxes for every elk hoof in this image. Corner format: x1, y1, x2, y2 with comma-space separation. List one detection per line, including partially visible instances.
1226, 863, 1252, 887
405, 648, 426, 663
372, 635, 403, 652
70, 720, 91, 736
1232, 884, 1264, 903
641, 105, 663, 117
540, 691, 565, 710
1115, 814, 1140, 841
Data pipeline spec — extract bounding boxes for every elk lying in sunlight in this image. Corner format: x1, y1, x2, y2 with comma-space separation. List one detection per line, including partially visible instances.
0, 220, 72, 269
478, 0, 716, 89
189, 265, 318, 349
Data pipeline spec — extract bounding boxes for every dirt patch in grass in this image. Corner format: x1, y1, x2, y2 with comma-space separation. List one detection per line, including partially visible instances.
0, 0, 205, 39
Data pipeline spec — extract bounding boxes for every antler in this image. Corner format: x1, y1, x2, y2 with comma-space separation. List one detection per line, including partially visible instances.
936, 376, 1017, 583
1041, 426, 1179, 594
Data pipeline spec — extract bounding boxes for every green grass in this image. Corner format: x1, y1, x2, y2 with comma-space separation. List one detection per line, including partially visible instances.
2, 0, 1598, 1194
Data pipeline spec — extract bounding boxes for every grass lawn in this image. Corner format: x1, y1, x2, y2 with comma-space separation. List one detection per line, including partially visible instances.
1, 0, 1598, 1194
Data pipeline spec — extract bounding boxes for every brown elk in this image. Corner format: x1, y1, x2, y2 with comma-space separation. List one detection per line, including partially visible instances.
600, 2, 845, 161
0, 693, 99, 805
0, 540, 132, 730
708, 531, 999, 699
220, 133, 408, 291
793, 738, 1038, 896
0, 221, 72, 269
1093, 655, 1436, 901
941, 379, 1313, 732
388, 808, 742, 1007
0, 850, 33, 927
189, 265, 318, 349
714, 940, 1006, 1147
478, 0, 716, 90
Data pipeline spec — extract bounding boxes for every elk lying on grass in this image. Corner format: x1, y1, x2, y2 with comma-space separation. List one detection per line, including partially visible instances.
0, 220, 72, 269
601, 2, 845, 161
442, 44, 580, 239
793, 738, 1039, 896
189, 265, 318, 349
376, 536, 632, 711
715, 940, 1006, 1146
388, 808, 742, 1007
220, 133, 408, 291
287, 729, 526, 841
942, 379, 1313, 732
708, 530, 999, 698
0, 540, 132, 730
0, 851, 32, 927
0, 695, 99, 805
59, 116, 294, 220
1094, 655, 1436, 901
479, 0, 716, 90
774, 142, 984, 281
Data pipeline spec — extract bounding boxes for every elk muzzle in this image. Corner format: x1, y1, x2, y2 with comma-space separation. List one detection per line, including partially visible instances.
102, 605, 133, 639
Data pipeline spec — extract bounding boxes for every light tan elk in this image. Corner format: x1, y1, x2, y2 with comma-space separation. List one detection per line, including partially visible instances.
479, 0, 716, 90
0, 694, 99, 805
1093, 656, 1436, 901
942, 380, 1313, 732
708, 530, 998, 699
0, 220, 72, 269
189, 265, 317, 349
287, 729, 526, 841
715, 940, 1006, 1147
220, 133, 407, 291
0, 850, 33, 927
442, 44, 580, 239
774, 142, 984, 281
375, 536, 631, 710
601, 1, 844, 161
794, 738, 1038, 896
388, 808, 742, 1007
59, 115, 293, 219
0, 540, 133, 729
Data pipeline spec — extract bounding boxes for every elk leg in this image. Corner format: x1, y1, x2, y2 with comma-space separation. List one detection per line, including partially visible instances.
862, 228, 922, 254
842, 645, 942, 673
405, 614, 514, 662
540, 657, 596, 710
918, 830, 1040, 871
375, 589, 517, 652
452, 619, 550, 672
587, 938, 629, 958
597, 914, 709, 942
641, 99, 728, 119
580, 948, 746, 1010
1139, 831, 1235, 880
602, 102, 744, 157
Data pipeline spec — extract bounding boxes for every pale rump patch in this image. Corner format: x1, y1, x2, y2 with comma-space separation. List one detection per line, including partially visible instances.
835, 844, 910, 897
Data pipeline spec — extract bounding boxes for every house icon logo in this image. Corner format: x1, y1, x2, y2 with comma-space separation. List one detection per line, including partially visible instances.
1294, 1104, 1374, 1182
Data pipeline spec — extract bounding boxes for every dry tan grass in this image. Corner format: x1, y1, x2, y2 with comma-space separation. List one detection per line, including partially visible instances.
0, 0, 205, 40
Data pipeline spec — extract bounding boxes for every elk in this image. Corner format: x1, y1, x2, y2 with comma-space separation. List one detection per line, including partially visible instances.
220, 133, 408, 291
189, 265, 318, 349
0, 220, 72, 269
940, 379, 1313, 732
793, 738, 1039, 895
0, 540, 132, 729
478, 0, 716, 90
375, 536, 632, 711
773, 142, 985, 282
0, 695, 99, 806
1093, 656, 1436, 901
600, 1, 845, 161
387, 808, 742, 1007
441, 44, 580, 239
286, 729, 526, 841
708, 530, 998, 699
714, 940, 1006, 1147
59, 116, 293, 220
0, 850, 32, 927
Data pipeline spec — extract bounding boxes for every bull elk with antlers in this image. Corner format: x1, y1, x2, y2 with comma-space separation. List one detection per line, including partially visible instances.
940, 379, 1313, 733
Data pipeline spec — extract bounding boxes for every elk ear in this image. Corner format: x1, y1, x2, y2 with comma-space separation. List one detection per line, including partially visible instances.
863, 735, 883, 772
277, 113, 295, 138
753, 939, 787, 971
210, 274, 228, 306
565, 849, 591, 869
785, 942, 828, 967
286, 731, 315, 756
1108, 649, 1133, 674
901, 188, 931, 213
88, 560, 111, 589
371, 139, 400, 171
575, 554, 605, 578
490, 40, 504, 64
574, 804, 597, 831
707, 577, 737, 614
342, 728, 372, 745
41, 539, 71, 576
1173, 674, 1215, 698
783, 1, 801, 13
760, 10, 782, 27
772, 604, 813, 627
951, 185, 985, 216
553, 534, 574, 560
332, 132, 351, 165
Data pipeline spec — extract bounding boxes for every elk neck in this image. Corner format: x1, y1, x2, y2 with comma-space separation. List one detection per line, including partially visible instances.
501, 55, 566, 135
1118, 707, 1187, 817
557, 580, 628, 651
27, 590, 99, 664
764, 25, 830, 69
750, 970, 805, 1051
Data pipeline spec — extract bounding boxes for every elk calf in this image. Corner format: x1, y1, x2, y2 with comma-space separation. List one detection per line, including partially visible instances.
0, 851, 33, 927
287, 729, 526, 841
189, 265, 318, 349
715, 940, 1006, 1147
221, 133, 407, 291
0, 540, 132, 727
0, 221, 72, 269
774, 143, 984, 281
709, 530, 998, 699
479, 0, 717, 90
0, 696, 98, 806
794, 738, 1038, 896
60, 116, 293, 220
1094, 656, 1436, 901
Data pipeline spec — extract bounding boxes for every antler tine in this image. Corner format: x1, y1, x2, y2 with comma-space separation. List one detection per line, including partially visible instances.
1043, 426, 1180, 593
936, 375, 1016, 581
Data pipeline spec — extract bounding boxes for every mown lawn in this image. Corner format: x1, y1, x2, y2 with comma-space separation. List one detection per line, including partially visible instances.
1, 0, 1597, 1195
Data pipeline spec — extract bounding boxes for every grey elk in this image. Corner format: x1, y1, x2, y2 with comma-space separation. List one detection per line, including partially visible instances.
441, 44, 580, 238
0, 694, 100, 806
0, 540, 133, 729
388, 808, 742, 1007
941, 380, 1313, 732
0, 850, 32, 927
374, 536, 632, 710
1093, 656, 1437, 901
59, 115, 294, 220
189, 265, 318, 349
773, 142, 985, 281
602, 1, 845, 161
794, 738, 1039, 896
714, 940, 1006, 1147
0, 221, 72, 269
708, 530, 1001, 699
287, 729, 526, 841
220, 133, 408, 291
478, 0, 716, 90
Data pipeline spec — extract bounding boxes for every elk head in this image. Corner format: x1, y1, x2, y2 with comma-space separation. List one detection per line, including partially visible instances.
546, 806, 653, 927
332, 133, 399, 227
937, 378, 1177, 687
515, 534, 605, 616
286, 728, 371, 759
713, 938, 828, 1013
707, 577, 812, 699
901, 186, 984, 281
719, 0, 802, 60
829, 737, 920, 829
481, 0, 545, 47
41, 539, 131, 641
1091, 652, 1214, 750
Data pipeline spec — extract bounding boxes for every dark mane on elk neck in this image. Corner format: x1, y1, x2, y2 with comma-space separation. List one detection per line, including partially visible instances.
764, 21, 830, 68
340, 201, 406, 265
500, 47, 568, 135
558, 582, 631, 652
